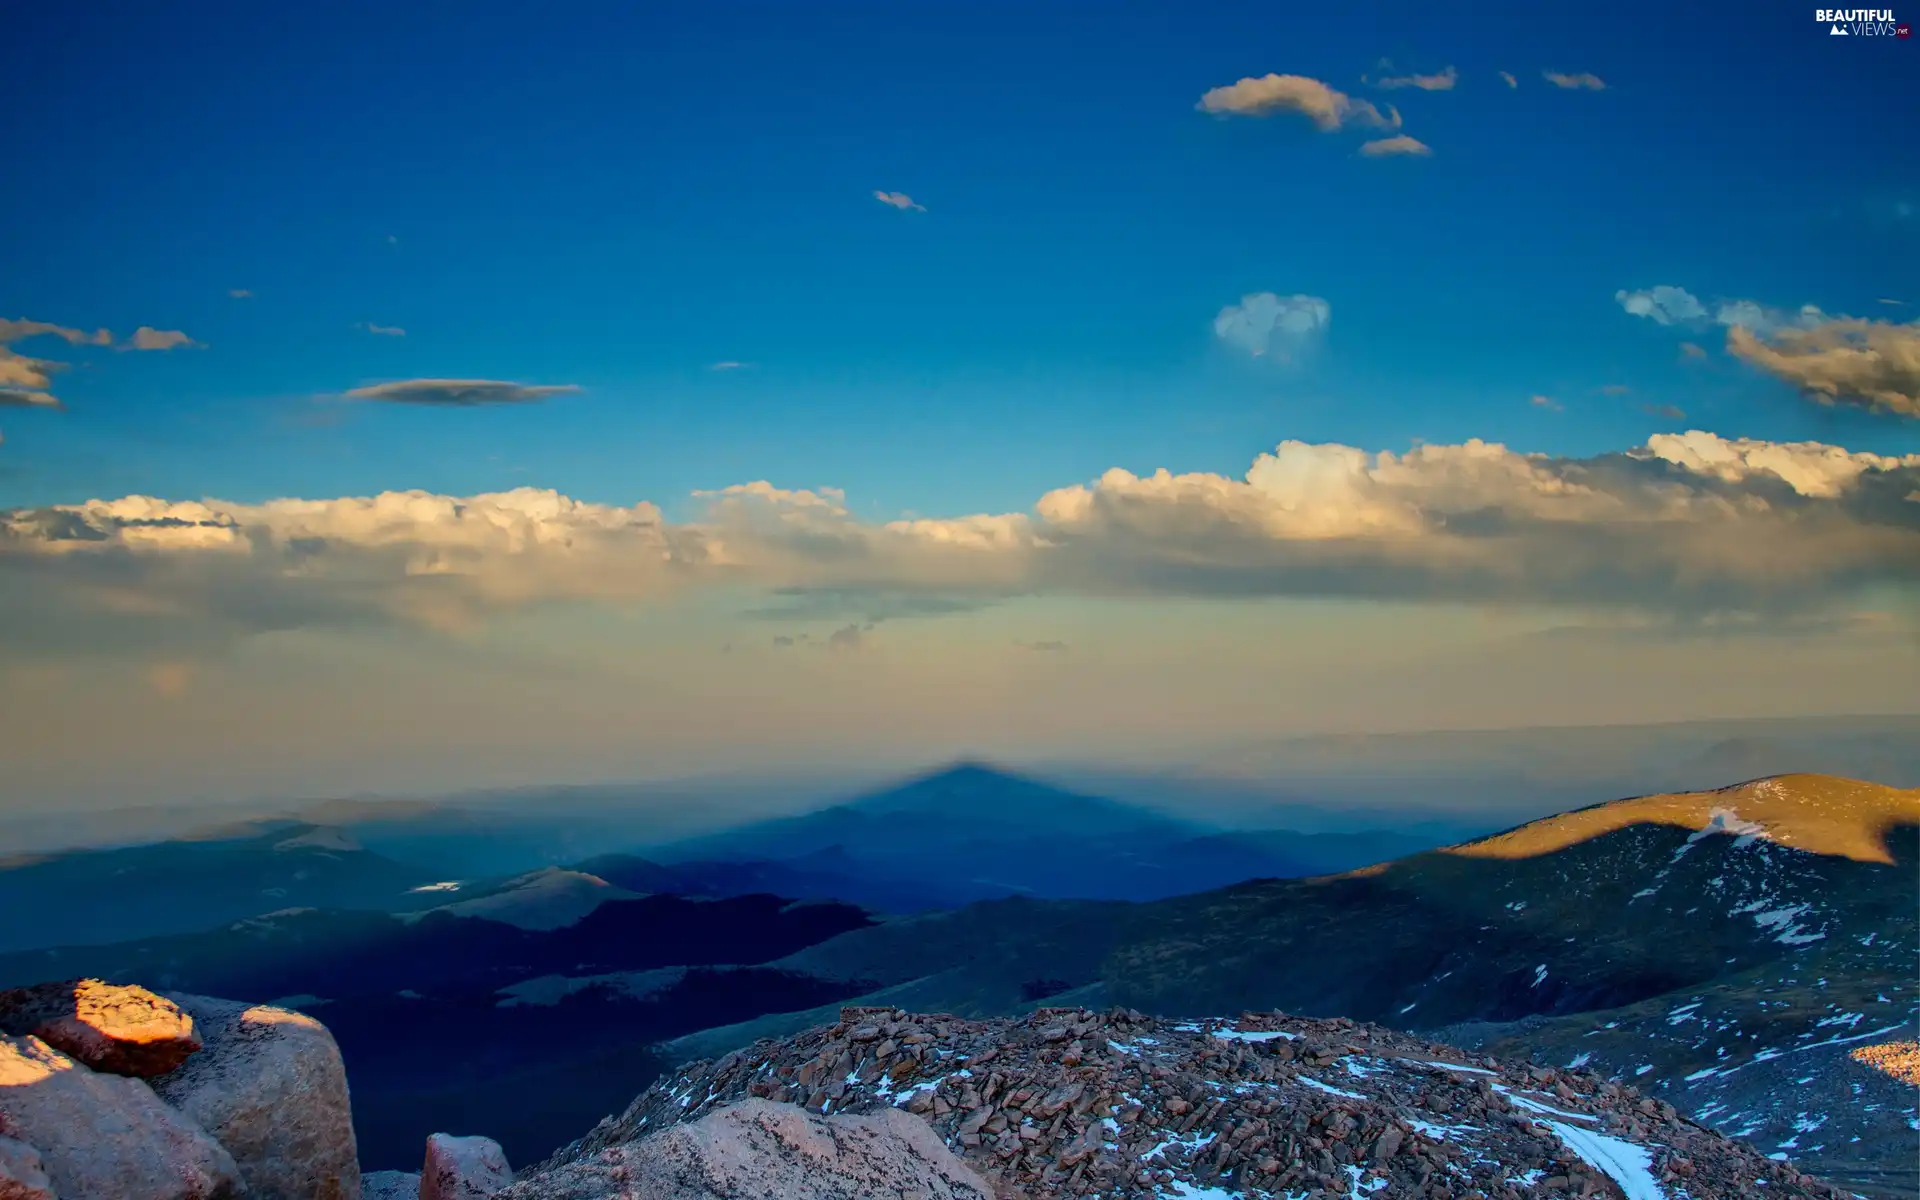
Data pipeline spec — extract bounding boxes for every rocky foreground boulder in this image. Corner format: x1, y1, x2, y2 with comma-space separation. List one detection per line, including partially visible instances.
505, 1005, 1858, 1199
0, 1032, 242, 1199
153, 993, 362, 1200
0, 978, 202, 1078
0, 979, 359, 1200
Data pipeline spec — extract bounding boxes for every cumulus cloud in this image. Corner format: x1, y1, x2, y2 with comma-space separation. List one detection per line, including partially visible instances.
1197, 74, 1399, 131
1499, 71, 1518, 88
4, 432, 1917, 665
1543, 71, 1606, 90
356, 323, 406, 337
873, 191, 926, 212
125, 327, 197, 351
1213, 293, 1331, 358
1616, 286, 1707, 326
1726, 319, 1920, 417
1369, 64, 1457, 91
1360, 135, 1432, 157
343, 379, 582, 406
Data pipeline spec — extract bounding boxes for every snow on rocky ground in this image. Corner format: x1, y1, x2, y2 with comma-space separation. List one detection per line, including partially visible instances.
517, 1006, 1861, 1199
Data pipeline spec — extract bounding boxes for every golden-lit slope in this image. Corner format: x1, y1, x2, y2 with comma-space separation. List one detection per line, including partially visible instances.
1447, 774, 1920, 865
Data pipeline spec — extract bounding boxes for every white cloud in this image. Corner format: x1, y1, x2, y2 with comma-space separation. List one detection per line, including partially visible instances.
1196, 74, 1399, 131
1499, 71, 1518, 88
1542, 71, 1606, 90
1359, 135, 1432, 158
4, 432, 1916, 665
126, 327, 197, 351
356, 323, 406, 337
710, 361, 751, 371
343, 379, 581, 406
873, 191, 926, 212
230, 289, 254, 300
1616, 286, 1707, 325
1370, 64, 1457, 91
1530, 395, 1563, 412
1213, 293, 1331, 358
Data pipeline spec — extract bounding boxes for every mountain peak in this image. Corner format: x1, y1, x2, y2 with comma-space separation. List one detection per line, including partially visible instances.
1449, 772, 1918, 865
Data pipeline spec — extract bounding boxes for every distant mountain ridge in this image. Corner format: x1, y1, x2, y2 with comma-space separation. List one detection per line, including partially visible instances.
0, 822, 436, 953
719, 772, 1918, 1196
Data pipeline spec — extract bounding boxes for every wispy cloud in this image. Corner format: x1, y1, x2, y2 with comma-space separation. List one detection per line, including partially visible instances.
229, 289, 253, 300
1879, 298, 1906, 307
343, 379, 582, 406
1542, 71, 1607, 90
710, 361, 752, 371
1213, 293, 1331, 359
1018, 640, 1069, 653
1598, 384, 1632, 396
873, 190, 926, 212
1360, 135, 1432, 158
1726, 319, 1920, 418
125, 327, 198, 351
1369, 63, 1457, 91
1197, 73, 1399, 131
0, 318, 113, 410
1643, 403, 1687, 420
356, 323, 407, 337
0, 320, 111, 347
1498, 71, 1518, 88
1620, 285, 1920, 417
1680, 342, 1709, 360
1530, 394, 1563, 412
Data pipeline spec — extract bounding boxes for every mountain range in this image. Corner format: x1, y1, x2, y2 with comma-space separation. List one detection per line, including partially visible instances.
0, 762, 1912, 1195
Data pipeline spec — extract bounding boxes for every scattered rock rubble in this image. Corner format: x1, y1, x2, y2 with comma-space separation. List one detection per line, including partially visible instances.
516, 1006, 1858, 1199
498, 1096, 993, 1200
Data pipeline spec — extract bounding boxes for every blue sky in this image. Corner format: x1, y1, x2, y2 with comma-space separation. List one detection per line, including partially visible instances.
4, 0, 1915, 512
2, 1, 1917, 806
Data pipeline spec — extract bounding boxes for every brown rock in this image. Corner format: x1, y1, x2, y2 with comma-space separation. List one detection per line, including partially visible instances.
0, 979, 200, 1077
422, 1134, 513, 1199
0, 1033, 242, 1199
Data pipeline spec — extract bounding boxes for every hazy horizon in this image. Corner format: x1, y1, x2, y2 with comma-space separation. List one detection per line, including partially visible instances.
2, 5, 1915, 832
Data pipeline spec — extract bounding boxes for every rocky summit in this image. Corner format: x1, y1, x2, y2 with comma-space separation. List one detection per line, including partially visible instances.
508, 1005, 1854, 1200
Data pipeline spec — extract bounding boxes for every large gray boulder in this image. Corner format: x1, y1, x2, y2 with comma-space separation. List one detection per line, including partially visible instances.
0, 1033, 243, 1199
152, 993, 361, 1200
0, 978, 201, 1077
498, 1097, 995, 1200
